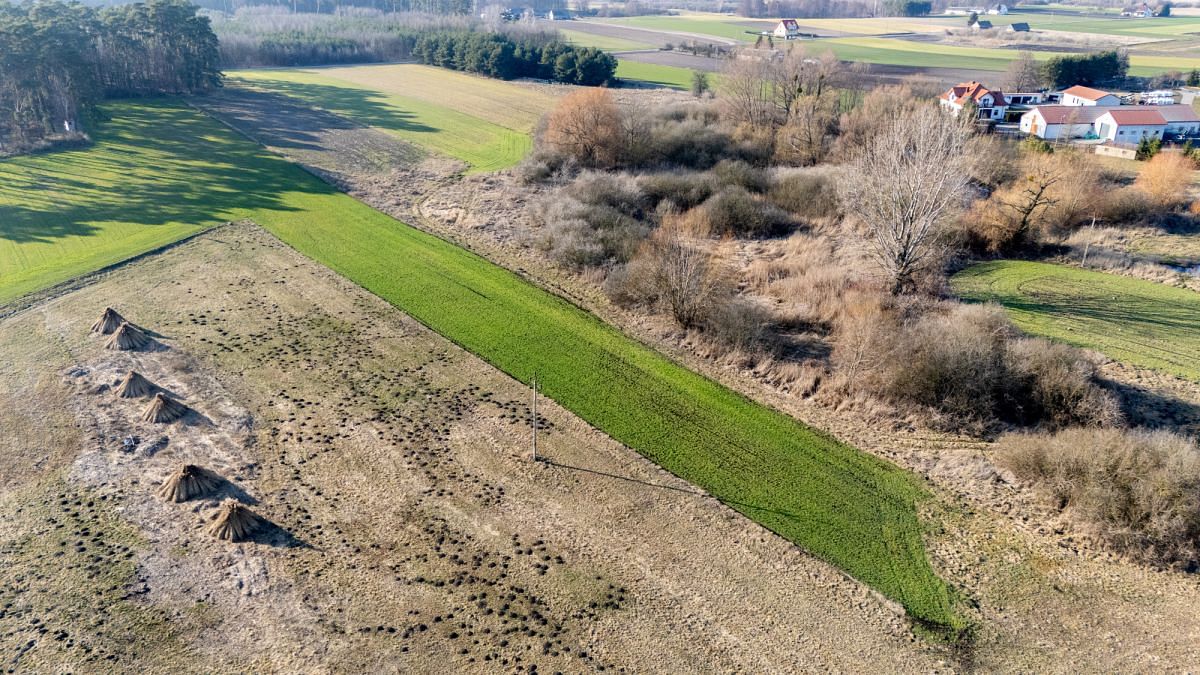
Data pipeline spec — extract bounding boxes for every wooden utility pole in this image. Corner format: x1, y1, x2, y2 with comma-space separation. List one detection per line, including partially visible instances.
531, 373, 538, 462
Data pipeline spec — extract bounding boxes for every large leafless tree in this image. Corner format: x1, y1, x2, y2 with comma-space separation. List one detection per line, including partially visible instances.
837, 104, 975, 294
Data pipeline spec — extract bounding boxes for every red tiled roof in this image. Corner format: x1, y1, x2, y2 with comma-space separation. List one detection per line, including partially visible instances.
1063, 85, 1114, 101
942, 81, 1008, 107
1101, 109, 1167, 125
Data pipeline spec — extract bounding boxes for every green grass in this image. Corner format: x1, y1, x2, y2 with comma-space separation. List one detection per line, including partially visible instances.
0, 99, 961, 629
597, 13, 1200, 74
616, 59, 700, 89
953, 260, 1200, 382
230, 69, 533, 172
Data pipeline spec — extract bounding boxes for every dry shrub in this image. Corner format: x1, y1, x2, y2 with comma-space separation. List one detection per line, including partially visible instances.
1005, 338, 1123, 429
832, 85, 918, 158
999, 428, 1200, 570
695, 186, 793, 238
544, 88, 625, 168
1136, 152, 1194, 210
1097, 185, 1152, 225
830, 300, 1119, 429
712, 159, 768, 193
532, 172, 650, 267
962, 150, 1103, 252
637, 172, 717, 211
767, 170, 841, 220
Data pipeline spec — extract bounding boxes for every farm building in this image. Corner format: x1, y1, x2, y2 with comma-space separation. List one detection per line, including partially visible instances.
1019, 105, 1106, 139
970, 18, 994, 30
1021, 104, 1196, 141
1093, 109, 1166, 142
940, 81, 1008, 120
1061, 85, 1122, 107
946, 6, 986, 15
986, 4, 1009, 14
773, 19, 801, 39
1007, 22, 1030, 32
1157, 105, 1200, 137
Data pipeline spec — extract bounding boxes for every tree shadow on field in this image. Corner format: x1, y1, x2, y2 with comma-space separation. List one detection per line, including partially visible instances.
226, 77, 439, 138
0, 99, 324, 245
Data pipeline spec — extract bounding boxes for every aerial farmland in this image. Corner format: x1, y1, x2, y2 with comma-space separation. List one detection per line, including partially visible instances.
3, 0, 1200, 671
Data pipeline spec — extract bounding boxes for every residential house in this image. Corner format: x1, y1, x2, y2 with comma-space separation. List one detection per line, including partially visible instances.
1007, 21, 1030, 32
940, 81, 1008, 120
1019, 105, 1107, 139
1007, 91, 1048, 106
1093, 109, 1166, 142
1061, 85, 1122, 106
773, 19, 801, 39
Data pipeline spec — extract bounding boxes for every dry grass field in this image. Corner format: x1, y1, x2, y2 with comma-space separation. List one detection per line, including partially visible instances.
0, 223, 946, 672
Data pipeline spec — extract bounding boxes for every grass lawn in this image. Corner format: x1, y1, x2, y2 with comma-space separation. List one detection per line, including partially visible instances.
229, 67, 550, 172
953, 260, 1200, 382
0, 99, 961, 629
616, 59, 699, 89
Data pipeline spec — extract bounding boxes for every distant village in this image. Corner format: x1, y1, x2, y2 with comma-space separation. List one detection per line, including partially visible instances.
940, 80, 1200, 157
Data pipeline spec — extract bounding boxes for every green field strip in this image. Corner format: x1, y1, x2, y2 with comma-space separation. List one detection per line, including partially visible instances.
953, 260, 1200, 382
0, 100, 960, 628
615, 59, 701, 89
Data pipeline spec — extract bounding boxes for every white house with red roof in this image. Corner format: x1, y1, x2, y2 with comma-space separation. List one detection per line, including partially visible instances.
1060, 85, 1122, 107
939, 81, 1008, 121
773, 19, 801, 39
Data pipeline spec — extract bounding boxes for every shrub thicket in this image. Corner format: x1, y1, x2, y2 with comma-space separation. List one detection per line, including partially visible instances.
1000, 428, 1200, 570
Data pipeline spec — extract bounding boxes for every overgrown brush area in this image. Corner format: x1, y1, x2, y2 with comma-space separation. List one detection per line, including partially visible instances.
511, 48, 1200, 574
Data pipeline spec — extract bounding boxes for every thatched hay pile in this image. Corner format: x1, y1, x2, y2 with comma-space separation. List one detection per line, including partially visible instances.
208, 500, 262, 542
115, 371, 155, 399
105, 322, 151, 351
157, 464, 221, 503
91, 307, 126, 335
141, 392, 189, 423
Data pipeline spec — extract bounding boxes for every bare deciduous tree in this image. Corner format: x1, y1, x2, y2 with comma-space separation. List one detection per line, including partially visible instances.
774, 91, 840, 165
837, 104, 975, 293
639, 218, 730, 328
1005, 50, 1043, 92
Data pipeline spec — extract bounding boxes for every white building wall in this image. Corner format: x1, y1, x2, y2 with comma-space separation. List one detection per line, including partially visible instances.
1062, 93, 1121, 107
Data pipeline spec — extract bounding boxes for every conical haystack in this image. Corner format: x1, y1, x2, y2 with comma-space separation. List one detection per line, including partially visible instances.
91, 307, 126, 335
105, 322, 151, 351
157, 464, 221, 503
208, 500, 262, 542
115, 371, 155, 399
141, 392, 189, 423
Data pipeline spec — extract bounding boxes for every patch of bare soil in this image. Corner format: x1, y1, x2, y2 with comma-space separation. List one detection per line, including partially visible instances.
0, 223, 949, 672
195, 94, 1200, 670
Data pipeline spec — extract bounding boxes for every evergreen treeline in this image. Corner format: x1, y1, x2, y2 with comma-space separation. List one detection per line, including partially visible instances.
0, 0, 221, 153
1041, 50, 1129, 88
413, 32, 616, 85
